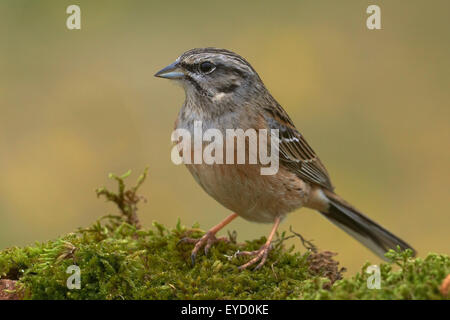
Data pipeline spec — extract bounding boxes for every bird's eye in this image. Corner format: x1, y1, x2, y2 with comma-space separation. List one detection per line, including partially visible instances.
199, 62, 216, 74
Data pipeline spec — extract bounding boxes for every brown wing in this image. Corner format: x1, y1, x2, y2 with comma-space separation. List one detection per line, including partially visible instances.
262, 104, 334, 191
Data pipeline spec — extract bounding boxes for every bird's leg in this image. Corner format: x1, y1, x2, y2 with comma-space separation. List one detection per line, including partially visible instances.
179, 213, 238, 265
237, 216, 281, 271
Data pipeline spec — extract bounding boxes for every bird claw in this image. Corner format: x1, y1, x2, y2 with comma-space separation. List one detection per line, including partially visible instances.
179, 232, 229, 265
237, 243, 273, 271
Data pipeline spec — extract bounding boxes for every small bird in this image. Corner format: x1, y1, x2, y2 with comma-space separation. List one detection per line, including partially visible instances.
155, 48, 415, 270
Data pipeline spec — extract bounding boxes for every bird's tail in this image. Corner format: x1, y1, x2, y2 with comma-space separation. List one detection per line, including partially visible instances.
319, 191, 416, 260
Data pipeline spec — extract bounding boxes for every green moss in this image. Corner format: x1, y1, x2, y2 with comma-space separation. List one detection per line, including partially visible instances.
0, 219, 448, 300
0, 169, 448, 300
304, 249, 449, 300
0, 218, 317, 299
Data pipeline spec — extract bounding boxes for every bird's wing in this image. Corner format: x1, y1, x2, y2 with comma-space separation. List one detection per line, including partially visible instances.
262, 104, 334, 191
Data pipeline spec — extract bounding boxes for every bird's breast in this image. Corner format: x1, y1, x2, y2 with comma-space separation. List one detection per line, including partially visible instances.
185, 161, 311, 223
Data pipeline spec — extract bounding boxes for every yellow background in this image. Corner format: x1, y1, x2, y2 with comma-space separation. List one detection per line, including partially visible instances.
1, 1, 449, 274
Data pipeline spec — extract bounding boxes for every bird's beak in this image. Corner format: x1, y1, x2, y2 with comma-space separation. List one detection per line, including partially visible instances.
154, 61, 185, 79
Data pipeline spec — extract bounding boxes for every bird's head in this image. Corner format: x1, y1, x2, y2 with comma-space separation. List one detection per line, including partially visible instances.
155, 48, 266, 104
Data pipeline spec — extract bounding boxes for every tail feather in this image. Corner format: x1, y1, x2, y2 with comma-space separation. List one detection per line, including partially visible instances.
320, 192, 416, 260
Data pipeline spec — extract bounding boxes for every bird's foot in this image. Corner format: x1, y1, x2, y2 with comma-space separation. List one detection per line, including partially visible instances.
236, 243, 273, 271
178, 231, 229, 265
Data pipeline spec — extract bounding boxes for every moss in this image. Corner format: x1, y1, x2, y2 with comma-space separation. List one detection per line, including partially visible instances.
303, 250, 450, 300
0, 218, 319, 299
0, 169, 448, 300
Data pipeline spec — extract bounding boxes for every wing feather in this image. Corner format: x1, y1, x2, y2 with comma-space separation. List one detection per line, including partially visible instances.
262, 105, 334, 190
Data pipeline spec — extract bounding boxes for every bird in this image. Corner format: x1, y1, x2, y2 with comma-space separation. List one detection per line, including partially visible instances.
154, 47, 416, 270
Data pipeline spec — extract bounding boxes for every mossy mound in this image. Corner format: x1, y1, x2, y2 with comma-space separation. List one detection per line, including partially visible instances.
0, 169, 448, 300
0, 218, 448, 300
0, 217, 338, 299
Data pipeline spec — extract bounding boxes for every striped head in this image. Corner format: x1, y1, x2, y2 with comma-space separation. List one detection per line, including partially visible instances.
155, 48, 267, 105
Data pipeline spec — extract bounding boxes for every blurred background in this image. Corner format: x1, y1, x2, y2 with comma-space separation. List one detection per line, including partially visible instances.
1, 0, 449, 274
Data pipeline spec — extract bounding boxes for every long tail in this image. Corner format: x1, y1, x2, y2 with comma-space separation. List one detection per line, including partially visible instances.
319, 191, 416, 260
